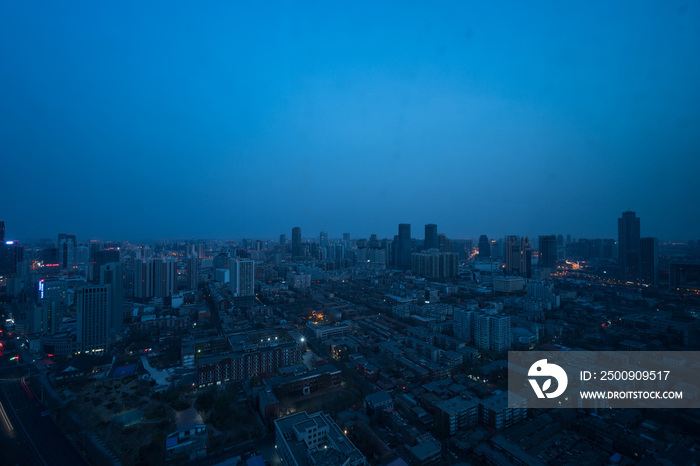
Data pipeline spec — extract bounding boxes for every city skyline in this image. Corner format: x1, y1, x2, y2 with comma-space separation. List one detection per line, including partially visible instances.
0, 214, 689, 245
2, 2, 699, 241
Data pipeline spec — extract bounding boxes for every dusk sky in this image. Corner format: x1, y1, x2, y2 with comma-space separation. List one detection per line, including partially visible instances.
1, 1, 699, 242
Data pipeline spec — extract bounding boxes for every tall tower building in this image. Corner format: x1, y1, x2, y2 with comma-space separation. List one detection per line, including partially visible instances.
134, 258, 154, 299
478, 235, 491, 260
100, 262, 124, 334
0, 220, 4, 242
538, 235, 557, 269
154, 258, 177, 298
505, 236, 532, 278
618, 211, 641, 283
292, 227, 302, 258
424, 224, 438, 251
475, 313, 511, 353
90, 247, 120, 282
319, 231, 328, 249
76, 284, 111, 353
640, 237, 658, 287
187, 255, 199, 290
397, 224, 412, 269
230, 259, 255, 297
57, 233, 77, 270
454, 308, 476, 343
279, 234, 286, 246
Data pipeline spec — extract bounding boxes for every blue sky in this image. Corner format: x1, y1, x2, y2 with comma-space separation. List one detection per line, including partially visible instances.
1, 1, 699, 241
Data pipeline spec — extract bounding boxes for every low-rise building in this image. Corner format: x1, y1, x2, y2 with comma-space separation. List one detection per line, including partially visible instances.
274, 411, 367, 466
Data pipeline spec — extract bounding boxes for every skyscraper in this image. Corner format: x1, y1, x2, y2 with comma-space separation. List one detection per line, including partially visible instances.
58, 233, 77, 270
424, 224, 438, 250
478, 235, 491, 260
230, 259, 255, 297
90, 247, 120, 282
187, 255, 199, 290
100, 262, 124, 335
397, 224, 411, 269
292, 227, 302, 258
475, 313, 511, 353
76, 284, 111, 353
0, 220, 4, 242
538, 235, 557, 269
618, 211, 641, 283
134, 258, 154, 299
640, 237, 658, 287
319, 231, 328, 249
505, 236, 531, 278
154, 258, 177, 298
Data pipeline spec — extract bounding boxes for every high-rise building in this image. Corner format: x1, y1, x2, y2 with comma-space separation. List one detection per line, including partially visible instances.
425, 224, 438, 250
538, 235, 557, 269
478, 235, 491, 260
396, 224, 412, 269
100, 262, 124, 334
90, 247, 120, 282
76, 284, 111, 353
230, 259, 255, 297
454, 308, 476, 343
154, 258, 177, 298
187, 255, 199, 290
0, 225, 23, 276
57, 233, 77, 270
38, 279, 72, 333
292, 227, 302, 258
320, 231, 328, 249
213, 252, 230, 270
134, 258, 154, 299
640, 237, 658, 287
475, 313, 511, 353
618, 211, 641, 283
438, 233, 453, 253
669, 262, 700, 291
505, 236, 531, 278
411, 251, 458, 279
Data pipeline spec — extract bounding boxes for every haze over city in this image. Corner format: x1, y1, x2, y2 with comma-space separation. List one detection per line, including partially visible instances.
2, 1, 700, 241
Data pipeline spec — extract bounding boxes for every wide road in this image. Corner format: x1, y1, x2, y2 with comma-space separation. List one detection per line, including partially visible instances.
0, 380, 42, 465
0, 363, 89, 466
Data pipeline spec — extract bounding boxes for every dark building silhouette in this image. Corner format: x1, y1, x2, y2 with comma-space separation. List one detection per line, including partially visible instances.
640, 237, 658, 287
292, 227, 302, 258
58, 233, 77, 270
538, 235, 557, 269
438, 233, 453, 253
505, 235, 531, 278
424, 224, 438, 250
618, 211, 641, 283
90, 247, 120, 282
396, 224, 412, 269
0, 222, 22, 275
319, 231, 328, 249
100, 262, 124, 334
478, 235, 491, 260
669, 262, 700, 291
76, 284, 111, 353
